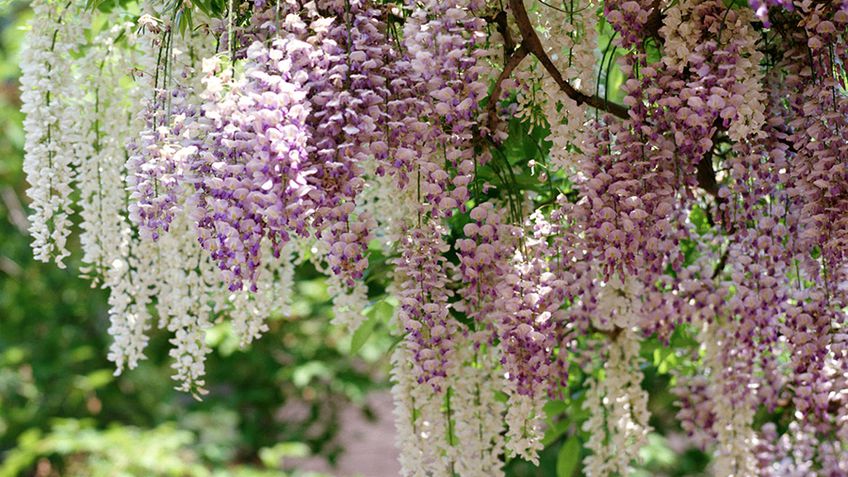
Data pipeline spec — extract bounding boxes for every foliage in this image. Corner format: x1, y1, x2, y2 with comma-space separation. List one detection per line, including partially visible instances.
1, 419, 330, 477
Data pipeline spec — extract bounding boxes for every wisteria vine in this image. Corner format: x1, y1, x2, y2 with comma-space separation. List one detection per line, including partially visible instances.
18, 0, 848, 475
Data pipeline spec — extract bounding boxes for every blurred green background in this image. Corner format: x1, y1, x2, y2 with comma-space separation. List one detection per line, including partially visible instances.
0, 3, 713, 476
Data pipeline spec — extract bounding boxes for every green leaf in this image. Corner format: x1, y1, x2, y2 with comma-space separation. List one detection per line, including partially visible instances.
556, 435, 581, 477
655, 348, 677, 374
689, 205, 712, 235
74, 369, 114, 392
543, 399, 568, 418
542, 420, 569, 447
258, 442, 310, 468
192, 0, 213, 17
350, 315, 379, 355
350, 299, 394, 354
291, 361, 330, 387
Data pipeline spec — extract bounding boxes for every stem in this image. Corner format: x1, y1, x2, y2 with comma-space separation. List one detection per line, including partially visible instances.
508, 0, 629, 119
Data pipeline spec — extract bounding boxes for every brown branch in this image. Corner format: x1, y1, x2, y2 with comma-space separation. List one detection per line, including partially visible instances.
711, 244, 731, 279
593, 325, 624, 340
506, 0, 722, 196
644, 0, 664, 44
697, 117, 732, 200
499, 1, 724, 203
696, 154, 720, 197
508, 0, 629, 120
487, 43, 529, 133
484, 10, 516, 62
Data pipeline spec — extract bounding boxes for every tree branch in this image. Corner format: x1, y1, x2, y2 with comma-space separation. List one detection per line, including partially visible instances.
487, 43, 529, 133
644, 0, 664, 44
711, 244, 731, 279
483, 10, 516, 62
696, 154, 720, 197
507, 0, 629, 119
498, 1, 726, 202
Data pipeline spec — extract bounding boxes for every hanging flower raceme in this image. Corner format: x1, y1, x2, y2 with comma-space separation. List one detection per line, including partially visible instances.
76, 21, 138, 282
582, 329, 651, 477
126, 87, 196, 240
189, 38, 315, 291
454, 203, 516, 335
20, 0, 88, 267
401, 0, 490, 218
304, 0, 391, 287
494, 210, 562, 398
393, 220, 456, 389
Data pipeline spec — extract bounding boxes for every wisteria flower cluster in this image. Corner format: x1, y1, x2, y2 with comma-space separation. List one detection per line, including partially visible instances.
19, 0, 848, 474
